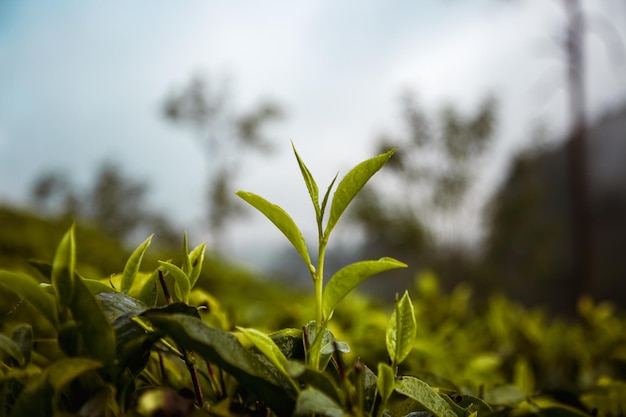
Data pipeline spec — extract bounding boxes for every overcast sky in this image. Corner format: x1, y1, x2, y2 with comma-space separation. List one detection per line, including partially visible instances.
1, 1, 625, 268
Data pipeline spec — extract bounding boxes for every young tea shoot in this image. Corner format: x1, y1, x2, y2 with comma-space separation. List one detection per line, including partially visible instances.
236, 143, 407, 369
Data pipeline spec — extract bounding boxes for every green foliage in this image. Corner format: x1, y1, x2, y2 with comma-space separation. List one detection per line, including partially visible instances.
238, 144, 406, 370
1, 146, 625, 417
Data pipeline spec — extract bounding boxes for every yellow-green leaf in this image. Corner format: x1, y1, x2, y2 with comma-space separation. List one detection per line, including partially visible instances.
121, 234, 153, 294
323, 258, 407, 320
236, 191, 311, 268
386, 290, 416, 367
52, 225, 76, 311
325, 148, 395, 236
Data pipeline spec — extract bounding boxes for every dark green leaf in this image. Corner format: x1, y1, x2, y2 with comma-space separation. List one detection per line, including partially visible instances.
143, 312, 297, 416
26, 259, 53, 280
69, 275, 116, 364
9, 358, 101, 417
236, 191, 312, 268
0, 334, 24, 367
11, 324, 33, 366
285, 361, 344, 405
0, 271, 58, 328
325, 148, 395, 236
121, 234, 153, 294
293, 387, 346, 417
323, 258, 407, 320
269, 328, 305, 360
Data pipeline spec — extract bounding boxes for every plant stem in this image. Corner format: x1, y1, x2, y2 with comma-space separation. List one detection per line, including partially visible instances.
312, 237, 328, 370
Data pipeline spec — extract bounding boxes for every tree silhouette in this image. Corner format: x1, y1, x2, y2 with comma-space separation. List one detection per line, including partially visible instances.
162, 74, 283, 245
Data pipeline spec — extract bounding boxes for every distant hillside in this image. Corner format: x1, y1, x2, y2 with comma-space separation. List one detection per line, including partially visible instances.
483, 103, 626, 312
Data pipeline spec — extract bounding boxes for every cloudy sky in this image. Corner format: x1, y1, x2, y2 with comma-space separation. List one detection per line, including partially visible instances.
1, 1, 624, 267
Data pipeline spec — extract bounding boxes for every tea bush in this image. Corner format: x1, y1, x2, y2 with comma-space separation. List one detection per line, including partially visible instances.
1, 146, 625, 417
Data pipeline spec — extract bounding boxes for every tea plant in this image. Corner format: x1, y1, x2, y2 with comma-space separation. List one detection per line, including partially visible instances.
0, 145, 615, 417
236, 143, 407, 370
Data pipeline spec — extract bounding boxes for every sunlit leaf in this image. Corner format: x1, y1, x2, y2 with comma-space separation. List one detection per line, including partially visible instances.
394, 376, 457, 417
292, 142, 320, 218
158, 261, 190, 303
323, 258, 407, 320
82, 279, 117, 295
52, 225, 76, 312
188, 242, 206, 288
121, 234, 153, 294
386, 290, 416, 367
325, 148, 395, 236
236, 191, 312, 268
135, 269, 160, 307
237, 326, 295, 388
0, 271, 58, 328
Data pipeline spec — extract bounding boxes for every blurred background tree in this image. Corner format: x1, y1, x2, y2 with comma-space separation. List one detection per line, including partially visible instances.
29, 163, 178, 248
162, 74, 283, 246
346, 93, 497, 296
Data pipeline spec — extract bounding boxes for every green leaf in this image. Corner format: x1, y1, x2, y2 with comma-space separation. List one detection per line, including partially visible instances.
292, 142, 320, 218
285, 361, 344, 405
377, 362, 395, 405
325, 148, 395, 236
121, 234, 153, 294
82, 279, 117, 295
9, 357, 101, 417
0, 271, 58, 328
236, 191, 312, 267
294, 387, 346, 417
394, 376, 457, 417
323, 258, 407, 320
135, 269, 160, 307
158, 261, 190, 303
69, 275, 116, 364
26, 259, 53, 280
187, 242, 206, 288
52, 225, 76, 311
11, 324, 33, 366
483, 384, 525, 406
143, 313, 297, 416
269, 328, 305, 360
320, 173, 338, 222
0, 334, 25, 367
182, 231, 191, 275
386, 290, 417, 367
237, 326, 295, 388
